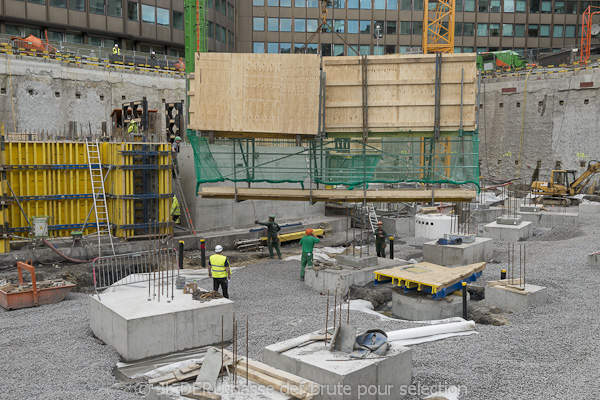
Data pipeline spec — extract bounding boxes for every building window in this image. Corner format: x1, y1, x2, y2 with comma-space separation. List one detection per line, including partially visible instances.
268, 17, 279, 31
65, 33, 82, 43
360, 0, 371, 8
89, 36, 102, 46
463, 46, 474, 52
477, 23, 488, 36
228, 3, 234, 20
463, 22, 474, 36
374, 0, 385, 8
142, 4, 155, 23
308, 0, 318, 6
516, 0, 526, 11
307, 19, 318, 32
413, 21, 423, 35
267, 42, 278, 53
456, 0, 463, 11
334, 44, 344, 55
207, 0, 213, 7
127, 1, 138, 21
220, 0, 226, 14
221, 26, 226, 42
529, 0, 539, 12
334, 0, 345, 7
478, 0, 488, 12
465, 0, 475, 11
174, 11, 184, 30
307, 43, 318, 53
208, 21, 214, 38
373, 44, 384, 55
253, 0, 264, 5
294, 19, 306, 32
90, 0, 105, 14
281, 42, 291, 53
565, 1, 577, 13
28, 0, 45, 4
24, 28, 42, 37
281, 18, 292, 31
490, 0, 500, 11
268, 0, 278, 5
50, 0, 66, 8
348, 20, 359, 33
476, 47, 486, 53
540, 24, 550, 36
5, 25, 21, 36
385, 44, 395, 54
554, 1, 565, 13
254, 17, 264, 31
455, 22, 462, 35
489, 23, 500, 36
399, 46, 408, 54
48, 31, 63, 41
157, 8, 169, 26
553, 25, 563, 37
386, 21, 397, 34
400, 0, 411, 9
253, 42, 265, 53
503, 23, 513, 36
281, 0, 291, 6
454, 47, 462, 52
514, 24, 525, 36
565, 25, 576, 37
107, 0, 121, 17
334, 20, 345, 33
360, 20, 371, 34
414, 0, 423, 10
528, 24, 539, 37
541, 0, 551, 12
69, 0, 85, 10
400, 21, 411, 34
359, 44, 370, 54
387, 0, 398, 9
348, 0, 359, 8
504, 0, 514, 12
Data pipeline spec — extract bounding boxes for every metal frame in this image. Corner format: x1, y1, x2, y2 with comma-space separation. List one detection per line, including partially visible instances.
580, 5, 600, 63
423, 0, 456, 54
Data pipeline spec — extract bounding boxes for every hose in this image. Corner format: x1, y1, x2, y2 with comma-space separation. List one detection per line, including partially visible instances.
43, 239, 93, 264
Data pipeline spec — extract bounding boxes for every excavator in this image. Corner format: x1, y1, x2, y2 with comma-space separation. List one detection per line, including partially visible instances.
531, 160, 600, 206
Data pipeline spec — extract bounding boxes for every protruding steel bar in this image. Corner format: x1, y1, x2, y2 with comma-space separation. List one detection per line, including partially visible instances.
325, 289, 329, 346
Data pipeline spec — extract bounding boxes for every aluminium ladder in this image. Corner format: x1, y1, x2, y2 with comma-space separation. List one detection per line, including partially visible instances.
366, 203, 379, 233
84, 139, 115, 256
172, 163, 198, 236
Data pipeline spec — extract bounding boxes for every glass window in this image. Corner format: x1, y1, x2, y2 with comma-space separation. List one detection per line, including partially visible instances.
142, 4, 155, 23
374, 0, 385, 8
268, 18, 279, 31
24, 28, 41, 37
208, 21, 214, 38
70, 0, 85, 10
514, 23, 525, 36
503, 23, 513, 36
348, 0, 358, 7
107, 0, 121, 17
334, 44, 344, 56
334, 0, 345, 7
127, 1, 138, 21
5, 25, 21, 36
359, 44, 370, 54
360, 0, 371, 8
281, 0, 291, 5
267, 42, 278, 53
207, 0, 213, 7
89, 36, 102, 46
541, 0, 551, 12
360, 20, 371, 34
334, 20, 345, 33
253, 0, 264, 5
528, 24, 539, 37
400, 0, 411, 9
465, 0, 475, 10
477, 47, 487, 54
514, 48, 524, 56
50, 0, 66, 8
386, 21, 397, 34
454, 47, 462, 52
385, 44, 395, 54
529, 0, 539, 12
460, 22, 472, 36
48, 31, 63, 41
294, 43, 304, 53
307, 19, 318, 32
28, 0, 45, 4
253, 42, 265, 53
477, 23, 488, 36
373, 45, 384, 55
348, 20, 359, 33
268, 0, 278, 5
65, 33, 82, 43
554, 1, 565, 12
504, 0, 514, 11
540, 24, 550, 36
348, 45, 359, 55
173, 11, 184, 30
455, 22, 462, 35
463, 46, 474, 52
157, 8, 169, 26
214, 24, 220, 41
254, 17, 264, 31
307, 43, 318, 53
221, 26, 226, 42
516, 0, 526, 11
553, 25, 563, 37
400, 21, 411, 34
90, 0, 105, 14
220, 0, 226, 14
388, 0, 398, 9
489, 23, 499, 36
565, 1, 577, 13
398, 46, 408, 54
307, 0, 318, 6
456, 0, 463, 11
478, 0, 488, 12
281, 42, 291, 53
414, 0, 423, 9
281, 18, 292, 31
490, 0, 500, 11
413, 21, 423, 34
295, 19, 306, 32
565, 25, 576, 37
228, 31, 234, 47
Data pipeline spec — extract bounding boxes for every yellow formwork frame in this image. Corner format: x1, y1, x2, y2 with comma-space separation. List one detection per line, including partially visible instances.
423, 0, 455, 54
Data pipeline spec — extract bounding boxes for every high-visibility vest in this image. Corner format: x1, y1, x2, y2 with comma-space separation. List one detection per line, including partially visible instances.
171, 196, 180, 216
113, 47, 120, 55
209, 254, 228, 278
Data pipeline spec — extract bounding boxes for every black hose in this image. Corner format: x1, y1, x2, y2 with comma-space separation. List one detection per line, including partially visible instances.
43, 239, 92, 263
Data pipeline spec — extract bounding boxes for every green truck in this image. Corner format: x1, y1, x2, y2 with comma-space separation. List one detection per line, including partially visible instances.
476, 50, 531, 71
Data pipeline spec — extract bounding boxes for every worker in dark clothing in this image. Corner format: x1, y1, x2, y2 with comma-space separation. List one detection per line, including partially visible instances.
299, 228, 319, 281
254, 215, 281, 259
374, 221, 388, 258
208, 245, 231, 298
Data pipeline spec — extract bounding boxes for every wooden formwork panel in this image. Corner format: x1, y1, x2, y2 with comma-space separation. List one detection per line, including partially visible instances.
189, 53, 321, 135
323, 53, 477, 133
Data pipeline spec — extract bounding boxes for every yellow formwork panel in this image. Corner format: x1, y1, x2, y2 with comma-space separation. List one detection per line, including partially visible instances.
0, 126, 9, 253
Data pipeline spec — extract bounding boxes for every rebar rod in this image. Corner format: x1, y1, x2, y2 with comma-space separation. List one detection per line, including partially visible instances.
246, 316, 249, 386
221, 314, 224, 383
333, 288, 337, 332
325, 289, 329, 346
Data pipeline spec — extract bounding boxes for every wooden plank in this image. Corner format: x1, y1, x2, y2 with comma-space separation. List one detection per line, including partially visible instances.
375, 262, 486, 289
198, 187, 476, 203
180, 388, 222, 400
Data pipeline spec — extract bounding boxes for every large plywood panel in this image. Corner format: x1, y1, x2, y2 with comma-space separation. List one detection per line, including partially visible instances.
189, 53, 320, 135
323, 53, 477, 133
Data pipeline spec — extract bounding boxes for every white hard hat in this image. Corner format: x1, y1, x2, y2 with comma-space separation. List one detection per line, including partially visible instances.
115, 44, 118, 47
215, 245, 223, 253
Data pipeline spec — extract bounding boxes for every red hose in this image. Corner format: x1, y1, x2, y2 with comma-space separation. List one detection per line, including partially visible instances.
43, 239, 92, 264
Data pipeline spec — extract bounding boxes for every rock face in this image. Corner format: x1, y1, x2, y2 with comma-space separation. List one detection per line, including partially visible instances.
468, 303, 510, 326
348, 283, 392, 309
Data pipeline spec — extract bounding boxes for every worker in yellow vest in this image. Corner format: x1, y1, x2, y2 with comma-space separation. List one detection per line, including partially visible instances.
170, 196, 181, 224
208, 245, 231, 298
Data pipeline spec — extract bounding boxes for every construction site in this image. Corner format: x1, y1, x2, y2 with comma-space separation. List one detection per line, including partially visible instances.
2, 1, 600, 400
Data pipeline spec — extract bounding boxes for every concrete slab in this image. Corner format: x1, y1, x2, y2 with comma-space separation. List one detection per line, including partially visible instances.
482, 221, 534, 242
263, 331, 412, 400
392, 289, 468, 321
304, 258, 406, 296
496, 216, 522, 225
422, 237, 493, 267
337, 255, 378, 268
587, 252, 600, 267
519, 205, 541, 212
89, 288, 234, 361
470, 206, 503, 224
579, 203, 600, 214
518, 211, 579, 228
485, 281, 548, 312
380, 216, 415, 237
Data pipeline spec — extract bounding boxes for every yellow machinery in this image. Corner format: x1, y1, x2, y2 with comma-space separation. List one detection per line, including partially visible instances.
531, 161, 600, 206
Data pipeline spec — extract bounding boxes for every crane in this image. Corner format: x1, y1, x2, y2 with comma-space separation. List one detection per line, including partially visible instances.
422, 0, 455, 54
580, 5, 600, 63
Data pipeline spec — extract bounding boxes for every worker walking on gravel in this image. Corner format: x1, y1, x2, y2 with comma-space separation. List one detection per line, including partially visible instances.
375, 221, 388, 258
208, 245, 231, 298
299, 228, 319, 281
254, 215, 281, 259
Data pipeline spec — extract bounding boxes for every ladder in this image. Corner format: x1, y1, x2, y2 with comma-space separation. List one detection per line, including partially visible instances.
84, 139, 115, 256
366, 203, 379, 233
172, 164, 198, 236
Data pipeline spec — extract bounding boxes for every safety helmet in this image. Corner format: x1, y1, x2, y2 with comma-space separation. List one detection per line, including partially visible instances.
175, 136, 182, 141
215, 245, 223, 253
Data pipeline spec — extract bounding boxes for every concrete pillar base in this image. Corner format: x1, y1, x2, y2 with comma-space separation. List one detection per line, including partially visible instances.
485, 280, 548, 312
482, 221, 533, 242
587, 252, 600, 267
579, 203, 600, 214
422, 237, 493, 266
519, 211, 579, 228
337, 255, 378, 268
392, 289, 468, 321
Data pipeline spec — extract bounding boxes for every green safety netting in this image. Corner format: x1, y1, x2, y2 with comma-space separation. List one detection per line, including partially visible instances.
189, 134, 480, 191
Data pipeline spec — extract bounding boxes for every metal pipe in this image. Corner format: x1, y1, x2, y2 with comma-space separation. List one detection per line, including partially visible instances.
246, 315, 249, 386
333, 288, 337, 332
200, 239, 205, 269
325, 289, 329, 346
221, 314, 224, 384
389, 236, 394, 259
179, 240, 185, 270
347, 291, 350, 324
339, 292, 342, 327
462, 282, 467, 319
460, 68, 464, 131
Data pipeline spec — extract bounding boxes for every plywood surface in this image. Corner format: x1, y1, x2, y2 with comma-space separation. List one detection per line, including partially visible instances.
375, 261, 486, 288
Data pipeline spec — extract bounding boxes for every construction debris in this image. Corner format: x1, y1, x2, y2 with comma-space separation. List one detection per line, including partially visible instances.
192, 290, 223, 303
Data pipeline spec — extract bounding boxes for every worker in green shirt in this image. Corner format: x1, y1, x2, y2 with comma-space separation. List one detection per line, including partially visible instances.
298, 228, 319, 281
375, 221, 388, 258
254, 215, 282, 259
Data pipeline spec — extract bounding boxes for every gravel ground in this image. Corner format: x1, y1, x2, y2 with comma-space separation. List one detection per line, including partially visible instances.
3, 212, 600, 399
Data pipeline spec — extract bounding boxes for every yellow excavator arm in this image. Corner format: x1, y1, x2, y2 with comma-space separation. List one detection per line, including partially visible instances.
571, 160, 600, 194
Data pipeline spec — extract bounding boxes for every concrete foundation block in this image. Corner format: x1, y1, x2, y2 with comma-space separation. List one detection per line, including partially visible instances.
380, 216, 415, 237
482, 221, 534, 242
520, 205, 541, 213
470, 206, 503, 224
579, 203, 600, 214
89, 288, 234, 361
587, 252, 600, 267
496, 216, 522, 225
422, 237, 493, 266
263, 332, 412, 400
392, 289, 468, 321
337, 255, 378, 268
519, 211, 579, 228
485, 281, 548, 312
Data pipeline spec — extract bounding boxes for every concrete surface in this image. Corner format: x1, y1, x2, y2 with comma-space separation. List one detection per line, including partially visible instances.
414, 214, 452, 240
304, 258, 406, 296
471, 206, 503, 224
579, 203, 600, 214
380, 216, 415, 238
496, 216, 523, 225
422, 237, 493, 266
519, 211, 579, 228
485, 282, 548, 312
520, 205, 541, 213
337, 255, 378, 268
263, 331, 412, 400
391, 289, 468, 321
482, 221, 534, 242
89, 287, 234, 361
